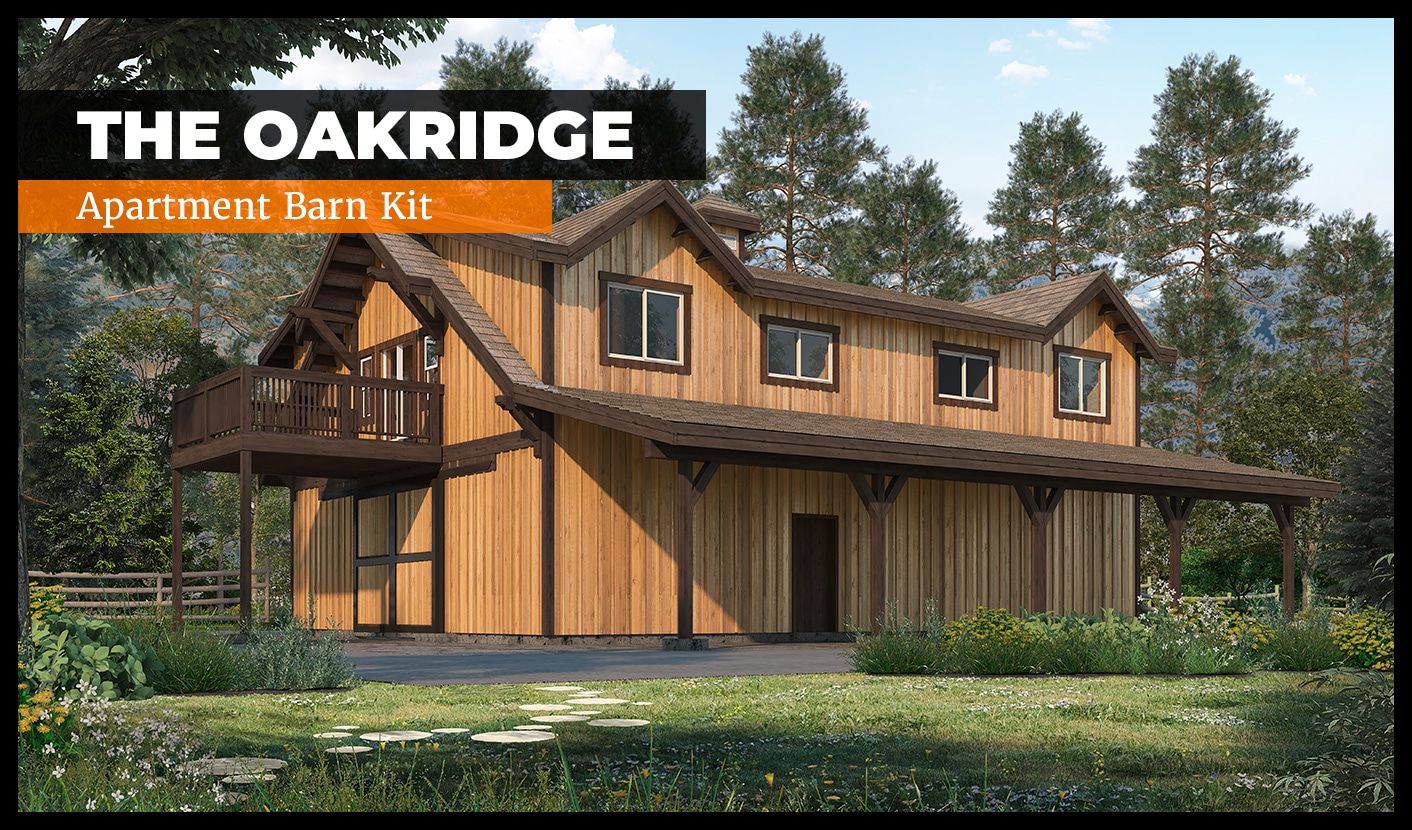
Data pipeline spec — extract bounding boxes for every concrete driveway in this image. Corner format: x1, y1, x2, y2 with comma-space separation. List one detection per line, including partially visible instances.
342, 639, 857, 686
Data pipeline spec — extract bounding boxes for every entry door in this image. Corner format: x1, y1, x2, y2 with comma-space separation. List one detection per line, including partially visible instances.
791, 514, 839, 632
354, 488, 436, 632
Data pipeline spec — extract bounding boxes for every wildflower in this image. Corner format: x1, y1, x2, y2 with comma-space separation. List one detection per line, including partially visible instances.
765, 773, 775, 787
51, 766, 65, 778
86, 799, 96, 810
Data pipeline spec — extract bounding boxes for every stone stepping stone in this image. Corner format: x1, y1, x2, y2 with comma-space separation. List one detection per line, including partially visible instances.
536, 685, 583, 692
531, 714, 590, 723
515, 724, 552, 730
331, 725, 361, 731
430, 727, 470, 734
222, 773, 277, 784
326, 745, 372, 755
360, 730, 433, 742
631, 702, 654, 706
569, 698, 629, 705
569, 710, 601, 715
588, 718, 651, 727
472, 730, 555, 743
519, 703, 573, 711
313, 731, 353, 739
182, 757, 287, 776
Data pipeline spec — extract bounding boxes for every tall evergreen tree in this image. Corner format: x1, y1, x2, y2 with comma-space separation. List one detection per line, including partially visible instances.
1278, 211, 1395, 379
438, 37, 549, 90
717, 31, 883, 277
834, 157, 973, 299
986, 110, 1125, 292
1321, 367, 1394, 610
1127, 53, 1312, 454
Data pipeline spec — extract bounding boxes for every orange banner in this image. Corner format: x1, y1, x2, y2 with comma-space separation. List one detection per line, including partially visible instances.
18, 179, 552, 234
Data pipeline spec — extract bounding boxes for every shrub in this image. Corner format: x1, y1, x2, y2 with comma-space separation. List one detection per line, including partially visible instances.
28, 583, 68, 622
18, 662, 71, 753
25, 611, 162, 701
1277, 669, 1395, 811
112, 612, 250, 694
242, 622, 357, 691
849, 600, 946, 674
945, 607, 1040, 674
1256, 611, 1345, 672
1332, 608, 1394, 671
1026, 610, 1145, 674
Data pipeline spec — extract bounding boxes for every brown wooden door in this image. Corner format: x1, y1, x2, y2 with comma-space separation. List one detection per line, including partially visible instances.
792, 514, 839, 632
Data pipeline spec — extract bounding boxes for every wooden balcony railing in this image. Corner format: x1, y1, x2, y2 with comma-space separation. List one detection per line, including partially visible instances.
173, 365, 442, 448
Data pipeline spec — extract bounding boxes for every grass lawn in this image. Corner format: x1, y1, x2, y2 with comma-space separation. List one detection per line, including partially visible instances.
20, 669, 1341, 811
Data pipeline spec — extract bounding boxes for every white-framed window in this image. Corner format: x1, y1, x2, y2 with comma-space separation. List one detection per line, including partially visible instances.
934, 342, 999, 410
1057, 349, 1107, 417
605, 281, 685, 365
767, 325, 833, 382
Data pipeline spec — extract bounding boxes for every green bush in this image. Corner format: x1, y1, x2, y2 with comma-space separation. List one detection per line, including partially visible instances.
849, 600, 946, 674
242, 623, 357, 690
1256, 611, 1345, 672
1026, 610, 1145, 674
1277, 669, 1395, 811
26, 611, 163, 701
112, 613, 249, 694
1331, 608, 1394, 671
945, 607, 1040, 674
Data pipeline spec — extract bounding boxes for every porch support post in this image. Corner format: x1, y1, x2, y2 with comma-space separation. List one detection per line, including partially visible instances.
675, 460, 720, 642
171, 468, 184, 630
1153, 494, 1196, 606
848, 473, 908, 633
1269, 503, 1296, 620
239, 450, 253, 634
1014, 485, 1065, 615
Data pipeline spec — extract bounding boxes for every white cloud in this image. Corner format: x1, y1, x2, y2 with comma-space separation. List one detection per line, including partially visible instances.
1057, 38, 1092, 50
1028, 28, 1057, 38
1069, 18, 1111, 42
996, 61, 1049, 83
529, 18, 641, 88
1284, 72, 1317, 96
988, 38, 1012, 53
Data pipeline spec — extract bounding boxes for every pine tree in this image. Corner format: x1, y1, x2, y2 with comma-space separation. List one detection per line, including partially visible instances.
438, 37, 549, 90
717, 31, 883, 276
1278, 211, 1395, 379
1321, 367, 1393, 610
834, 157, 973, 299
1127, 53, 1312, 454
986, 110, 1125, 292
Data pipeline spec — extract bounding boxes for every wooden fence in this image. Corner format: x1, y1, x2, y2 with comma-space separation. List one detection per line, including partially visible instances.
28, 568, 270, 623
1138, 578, 1348, 613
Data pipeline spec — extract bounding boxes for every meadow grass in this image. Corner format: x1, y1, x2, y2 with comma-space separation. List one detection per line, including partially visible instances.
19, 670, 1348, 811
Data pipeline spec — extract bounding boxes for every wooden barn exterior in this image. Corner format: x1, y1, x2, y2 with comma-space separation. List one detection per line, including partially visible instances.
170, 181, 1339, 639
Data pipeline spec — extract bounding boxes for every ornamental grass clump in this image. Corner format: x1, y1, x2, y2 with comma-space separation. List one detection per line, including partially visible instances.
1024, 610, 1145, 675
1252, 608, 1346, 672
848, 600, 947, 675
242, 621, 357, 691
112, 612, 250, 694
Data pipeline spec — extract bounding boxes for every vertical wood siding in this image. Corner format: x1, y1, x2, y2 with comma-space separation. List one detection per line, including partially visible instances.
291, 489, 354, 629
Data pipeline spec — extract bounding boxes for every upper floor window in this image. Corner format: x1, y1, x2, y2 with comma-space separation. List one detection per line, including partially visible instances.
599, 272, 692, 374
762, 316, 839, 391
934, 342, 999, 410
1055, 346, 1108, 421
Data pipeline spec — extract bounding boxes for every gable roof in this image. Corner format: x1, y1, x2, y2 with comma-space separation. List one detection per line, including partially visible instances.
967, 272, 1177, 362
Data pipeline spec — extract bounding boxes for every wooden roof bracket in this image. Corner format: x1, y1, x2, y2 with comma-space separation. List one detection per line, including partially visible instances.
495, 395, 545, 457
368, 265, 445, 338
1014, 484, 1066, 615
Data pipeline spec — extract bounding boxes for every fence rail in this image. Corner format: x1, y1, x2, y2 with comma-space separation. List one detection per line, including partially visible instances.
1138, 578, 1348, 612
29, 568, 270, 623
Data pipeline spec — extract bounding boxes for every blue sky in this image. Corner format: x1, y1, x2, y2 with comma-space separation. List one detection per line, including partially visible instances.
249, 18, 1395, 248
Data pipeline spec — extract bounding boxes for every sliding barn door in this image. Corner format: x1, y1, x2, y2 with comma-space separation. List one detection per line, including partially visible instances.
354, 488, 436, 632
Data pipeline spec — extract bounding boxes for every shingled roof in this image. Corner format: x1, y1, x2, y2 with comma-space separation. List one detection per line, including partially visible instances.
508, 384, 1339, 505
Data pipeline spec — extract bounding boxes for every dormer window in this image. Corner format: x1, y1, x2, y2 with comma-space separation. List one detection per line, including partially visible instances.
1055, 346, 1109, 422
599, 272, 692, 375
934, 342, 999, 410
717, 230, 739, 255
761, 316, 839, 391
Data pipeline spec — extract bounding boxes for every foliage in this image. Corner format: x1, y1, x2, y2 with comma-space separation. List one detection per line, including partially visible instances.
439, 36, 549, 91
25, 611, 162, 701
833, 156, 974, 298
1331, 608, 1394, 671
1321, 368, 1394, 610
718, 31, 884, 276
1024, 610, 1146, 675
986, 110, 1126, 292
1175, 502, 1283, 608
945, 607, 1042, 674
242, 623, 357, 691
18, 662, 72, 753
111, 613, 250, 695
1127, 53, 1311, 455
1278, 211, 1395, 378
21, 238, 103, 446
28, 583, 69, 623
1277, 669, 1395, 811
848, 600, 946, 674
1251, 611, 1345, 672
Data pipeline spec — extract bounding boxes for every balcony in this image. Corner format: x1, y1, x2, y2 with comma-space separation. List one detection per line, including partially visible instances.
171, 366, 443, 480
